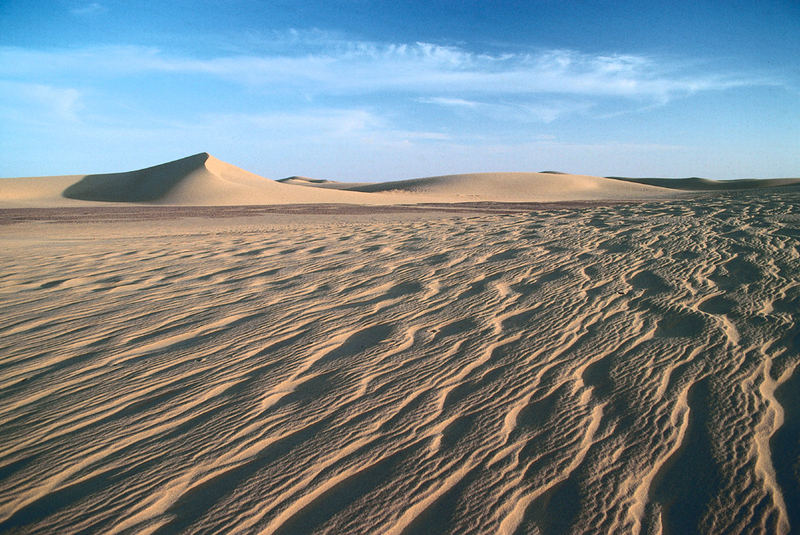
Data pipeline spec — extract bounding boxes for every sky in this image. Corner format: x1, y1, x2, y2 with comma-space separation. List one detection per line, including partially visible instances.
1, 0, 798, 180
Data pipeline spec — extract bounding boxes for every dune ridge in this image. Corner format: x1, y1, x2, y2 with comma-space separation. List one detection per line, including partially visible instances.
0, 154, 382, 207
3, 153, 798, 209
60, 153, 387, 206
0, 153, 691, 208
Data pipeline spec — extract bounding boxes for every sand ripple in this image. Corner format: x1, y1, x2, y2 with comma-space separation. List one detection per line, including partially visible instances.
1, 192, 798, 534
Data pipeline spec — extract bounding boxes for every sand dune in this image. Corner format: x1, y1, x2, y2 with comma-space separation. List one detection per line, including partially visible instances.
608, 175, 800, 190
5, 153, 799, 209
1, 189, 799, 534
343, 171, 680, 201
61, 152, 272, 203
1, 154, 687, 207
0, 154, 389, 207
60, 153, 393, 206
277, 176, 376, 190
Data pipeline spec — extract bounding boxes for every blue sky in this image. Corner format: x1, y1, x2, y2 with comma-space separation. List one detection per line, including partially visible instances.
1, 0, 798, 179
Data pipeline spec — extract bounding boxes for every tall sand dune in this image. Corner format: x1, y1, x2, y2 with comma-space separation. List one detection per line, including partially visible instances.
61, 152, 271, 203
60, 153, 386, 205
1, 154, 385, 207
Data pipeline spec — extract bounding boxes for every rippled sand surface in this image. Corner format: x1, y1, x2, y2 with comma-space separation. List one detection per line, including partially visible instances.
1, 193, 799, 534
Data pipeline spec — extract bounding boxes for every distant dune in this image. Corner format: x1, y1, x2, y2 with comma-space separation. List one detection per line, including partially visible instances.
608, 176, 800, 190
1, 152, 796, 208
277, 176, 376, 190
343, 172, 677, 201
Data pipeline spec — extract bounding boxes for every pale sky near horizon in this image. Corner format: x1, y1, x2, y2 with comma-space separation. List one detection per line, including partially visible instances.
1, 0, 798, 180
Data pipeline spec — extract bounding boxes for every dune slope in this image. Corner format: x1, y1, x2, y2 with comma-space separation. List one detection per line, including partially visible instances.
277, 176, 376, 190
60, 153, 382, 205
608, 176, 800, 190
2, 156, 687, 207
346, 172, 677, 201
4, 154, 799, 208
2, 154, 389, 207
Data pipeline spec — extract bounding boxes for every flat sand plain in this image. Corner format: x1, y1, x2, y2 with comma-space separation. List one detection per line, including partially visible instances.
1, 188, 799, 534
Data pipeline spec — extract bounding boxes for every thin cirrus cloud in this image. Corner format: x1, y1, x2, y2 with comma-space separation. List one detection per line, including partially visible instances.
0, 38, 765, 104
0, 33, 783, 178
416, 96, 595, 123
70, 2, 106, 16
0, 80, 83, 122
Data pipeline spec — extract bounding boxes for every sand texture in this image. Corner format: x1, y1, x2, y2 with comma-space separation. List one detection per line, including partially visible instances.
1, 189, 799, 534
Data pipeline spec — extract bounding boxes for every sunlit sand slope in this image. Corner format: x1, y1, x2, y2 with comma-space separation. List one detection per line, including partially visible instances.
346, 172, 678, 201
1, 191, 799, 534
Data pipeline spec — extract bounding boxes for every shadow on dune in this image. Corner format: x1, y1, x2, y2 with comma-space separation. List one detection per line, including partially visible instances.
607, 176, 800, 191
62, 153, 210, 202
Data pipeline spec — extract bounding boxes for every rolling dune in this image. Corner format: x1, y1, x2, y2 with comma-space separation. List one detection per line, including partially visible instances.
1, 189, 798, 534
608, 176, 800, 191
344, 172, 682, 201
4, 154, 797, 209
1, 154, 686, 208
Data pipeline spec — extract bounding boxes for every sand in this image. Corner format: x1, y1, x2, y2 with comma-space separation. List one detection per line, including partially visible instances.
4, 152, 796, 209
1, 153, 689, 208
1, 155, 799, 534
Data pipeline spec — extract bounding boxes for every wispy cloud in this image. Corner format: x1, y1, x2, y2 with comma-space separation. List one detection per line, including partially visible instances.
418, 97, 480, 108
0, 39, 770, 104
70, 2, 106, 16
418, 96, 593, 123
0, 33, 784, 178
0, 80, 83, 121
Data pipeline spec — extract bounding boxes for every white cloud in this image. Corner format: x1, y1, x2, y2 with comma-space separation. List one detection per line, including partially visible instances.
70, 2, 106, 16
0, 40, 769, 104
418, 96, 593, 123
0, 34, 785, 178
418, 97, 480, 108
0, 81, 83, 121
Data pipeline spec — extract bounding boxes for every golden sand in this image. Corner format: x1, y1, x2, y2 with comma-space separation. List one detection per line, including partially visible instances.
1, 188, 799, 533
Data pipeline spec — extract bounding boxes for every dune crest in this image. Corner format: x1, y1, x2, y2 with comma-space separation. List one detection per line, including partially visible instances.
62, 152, 276, 204
2, 154, 385, 207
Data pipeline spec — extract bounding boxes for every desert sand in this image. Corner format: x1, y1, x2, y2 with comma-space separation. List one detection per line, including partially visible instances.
0, 152, 695, 208
1, 154, 799, 534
